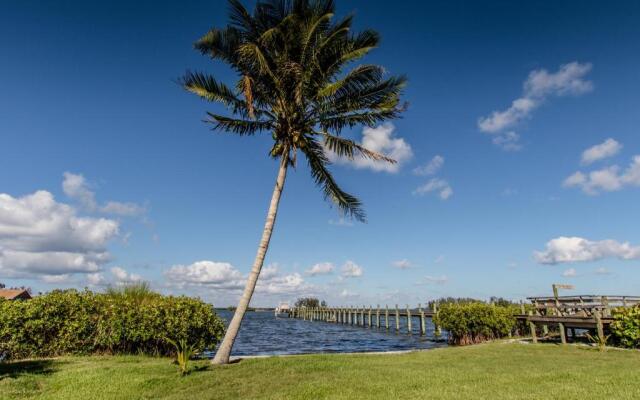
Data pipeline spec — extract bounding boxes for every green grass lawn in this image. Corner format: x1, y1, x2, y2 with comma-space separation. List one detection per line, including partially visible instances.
1, 343, 639, 400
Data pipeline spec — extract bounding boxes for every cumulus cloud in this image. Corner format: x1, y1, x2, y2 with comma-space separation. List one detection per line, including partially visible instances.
110, 266, 143, 284
164, 261, 245, 290
63, 172, 145, 216
87, 272, 107, 286
492, 131, 522, 152
581, 138, 622, 165
478, 62, 593, 150
479, 98, 537, 134
564, 155, 640, 195
413, 178, 453, 200
0, 190, 119, 278
413, 155, 444, 176
341, 260, 363, 278
164, 260, 313, 295
562, 268, 577, 277
535, 236, 640, 265
327, 123, 413, 173
391, 259, 411, 269
306, 262, 334, 276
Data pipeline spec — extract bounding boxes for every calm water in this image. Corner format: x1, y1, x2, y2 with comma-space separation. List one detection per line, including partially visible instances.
209, 310, 447, 357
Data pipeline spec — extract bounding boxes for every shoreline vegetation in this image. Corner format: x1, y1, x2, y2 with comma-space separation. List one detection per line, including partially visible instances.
2, 343, 639, 400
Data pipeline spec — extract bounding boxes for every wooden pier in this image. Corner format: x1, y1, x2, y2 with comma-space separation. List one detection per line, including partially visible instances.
288, 304, 442, 337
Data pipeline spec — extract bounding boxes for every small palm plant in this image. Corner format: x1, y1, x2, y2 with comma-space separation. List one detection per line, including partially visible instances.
183, 0, 406, 365
166, 337, 197, 375
585, 332, 610, 352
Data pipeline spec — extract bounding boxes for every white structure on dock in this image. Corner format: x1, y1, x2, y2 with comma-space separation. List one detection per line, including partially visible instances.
275, 302, 290, 316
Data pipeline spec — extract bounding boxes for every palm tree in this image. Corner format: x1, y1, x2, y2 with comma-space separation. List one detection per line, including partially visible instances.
182, 0, 406, 365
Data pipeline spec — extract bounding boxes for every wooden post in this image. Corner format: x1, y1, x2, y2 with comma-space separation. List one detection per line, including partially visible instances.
602, 296, 610, 317
406, 305, 412, 334
395, 304, 400, 332
559, 322, 567, 344
419, 303, 426, 336
376, 305, 381, 329
595, 310, 604, 339
535, 300, 548, 336
361, 306, 365, 326
433, 301, 441, 337
385, 304, 389, 329
520, 301, 525, 315
528, 310, 537, 343
368, 306, 372, 328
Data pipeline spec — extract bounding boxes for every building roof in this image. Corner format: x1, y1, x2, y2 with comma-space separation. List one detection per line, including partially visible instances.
0, 289, 32, 300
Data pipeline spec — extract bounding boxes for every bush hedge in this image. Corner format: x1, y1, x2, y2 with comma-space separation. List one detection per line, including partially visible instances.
434, 302, 516, 345
610, 305, 640, 348
0, 288, 225, 361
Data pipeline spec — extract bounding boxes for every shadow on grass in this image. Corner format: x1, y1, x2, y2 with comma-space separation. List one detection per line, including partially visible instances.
0, 359, 61, 380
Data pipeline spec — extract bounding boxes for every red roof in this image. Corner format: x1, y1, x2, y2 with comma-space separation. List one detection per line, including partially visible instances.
0, 289, 32, 300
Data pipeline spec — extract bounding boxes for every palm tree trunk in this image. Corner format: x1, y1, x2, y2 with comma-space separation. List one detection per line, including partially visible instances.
212, 153, 289, 365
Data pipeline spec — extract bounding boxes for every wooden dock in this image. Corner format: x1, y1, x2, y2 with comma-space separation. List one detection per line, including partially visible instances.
288, 304, 442, 337
288, 288, 640, 345
516, 294, 640, 344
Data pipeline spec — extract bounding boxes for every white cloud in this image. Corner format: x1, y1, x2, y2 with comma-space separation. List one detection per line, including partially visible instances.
562, 268, 577, 277
492, 131, 522, 152
564, 155, 640, 195
595, 267, 611, 275
63, 172, 98, 211
164, 260, 313, 296
87, 272, 107, 286
535, 236, 640, 265
478, 62, 593, 150
391, 259, 411, 269
341, 260, 363, 278
0, 190, 119, 278
257, 272, 309, 295
306, 262, 335, 276
581, 138, 622, 165
413, 155, 444, 176
164, 261, 245, 289
434, 255, 445, 263
423, 275, 448, 285
413, 178, 453, 200
523, 62, 593, 98
339, 289, 358, 298
110, 266, 142, 284
41, 274, 72, 284
63, 172, 145, 216
327, 123, 413, 173
479, 98, 537, 134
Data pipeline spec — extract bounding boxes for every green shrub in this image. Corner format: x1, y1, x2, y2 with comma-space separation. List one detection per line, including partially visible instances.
610, 305, 640, 348
434, 302, 516, 345
0, 288, 224, 361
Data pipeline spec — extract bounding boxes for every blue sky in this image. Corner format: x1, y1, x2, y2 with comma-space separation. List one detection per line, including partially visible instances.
1, 0, 640, 306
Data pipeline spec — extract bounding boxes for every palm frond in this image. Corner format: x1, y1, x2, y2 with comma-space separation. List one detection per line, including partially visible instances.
194, 27, 242, 64
302, 137, 366, 221
322, 132, 396, 163
206, 112, 273, 135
